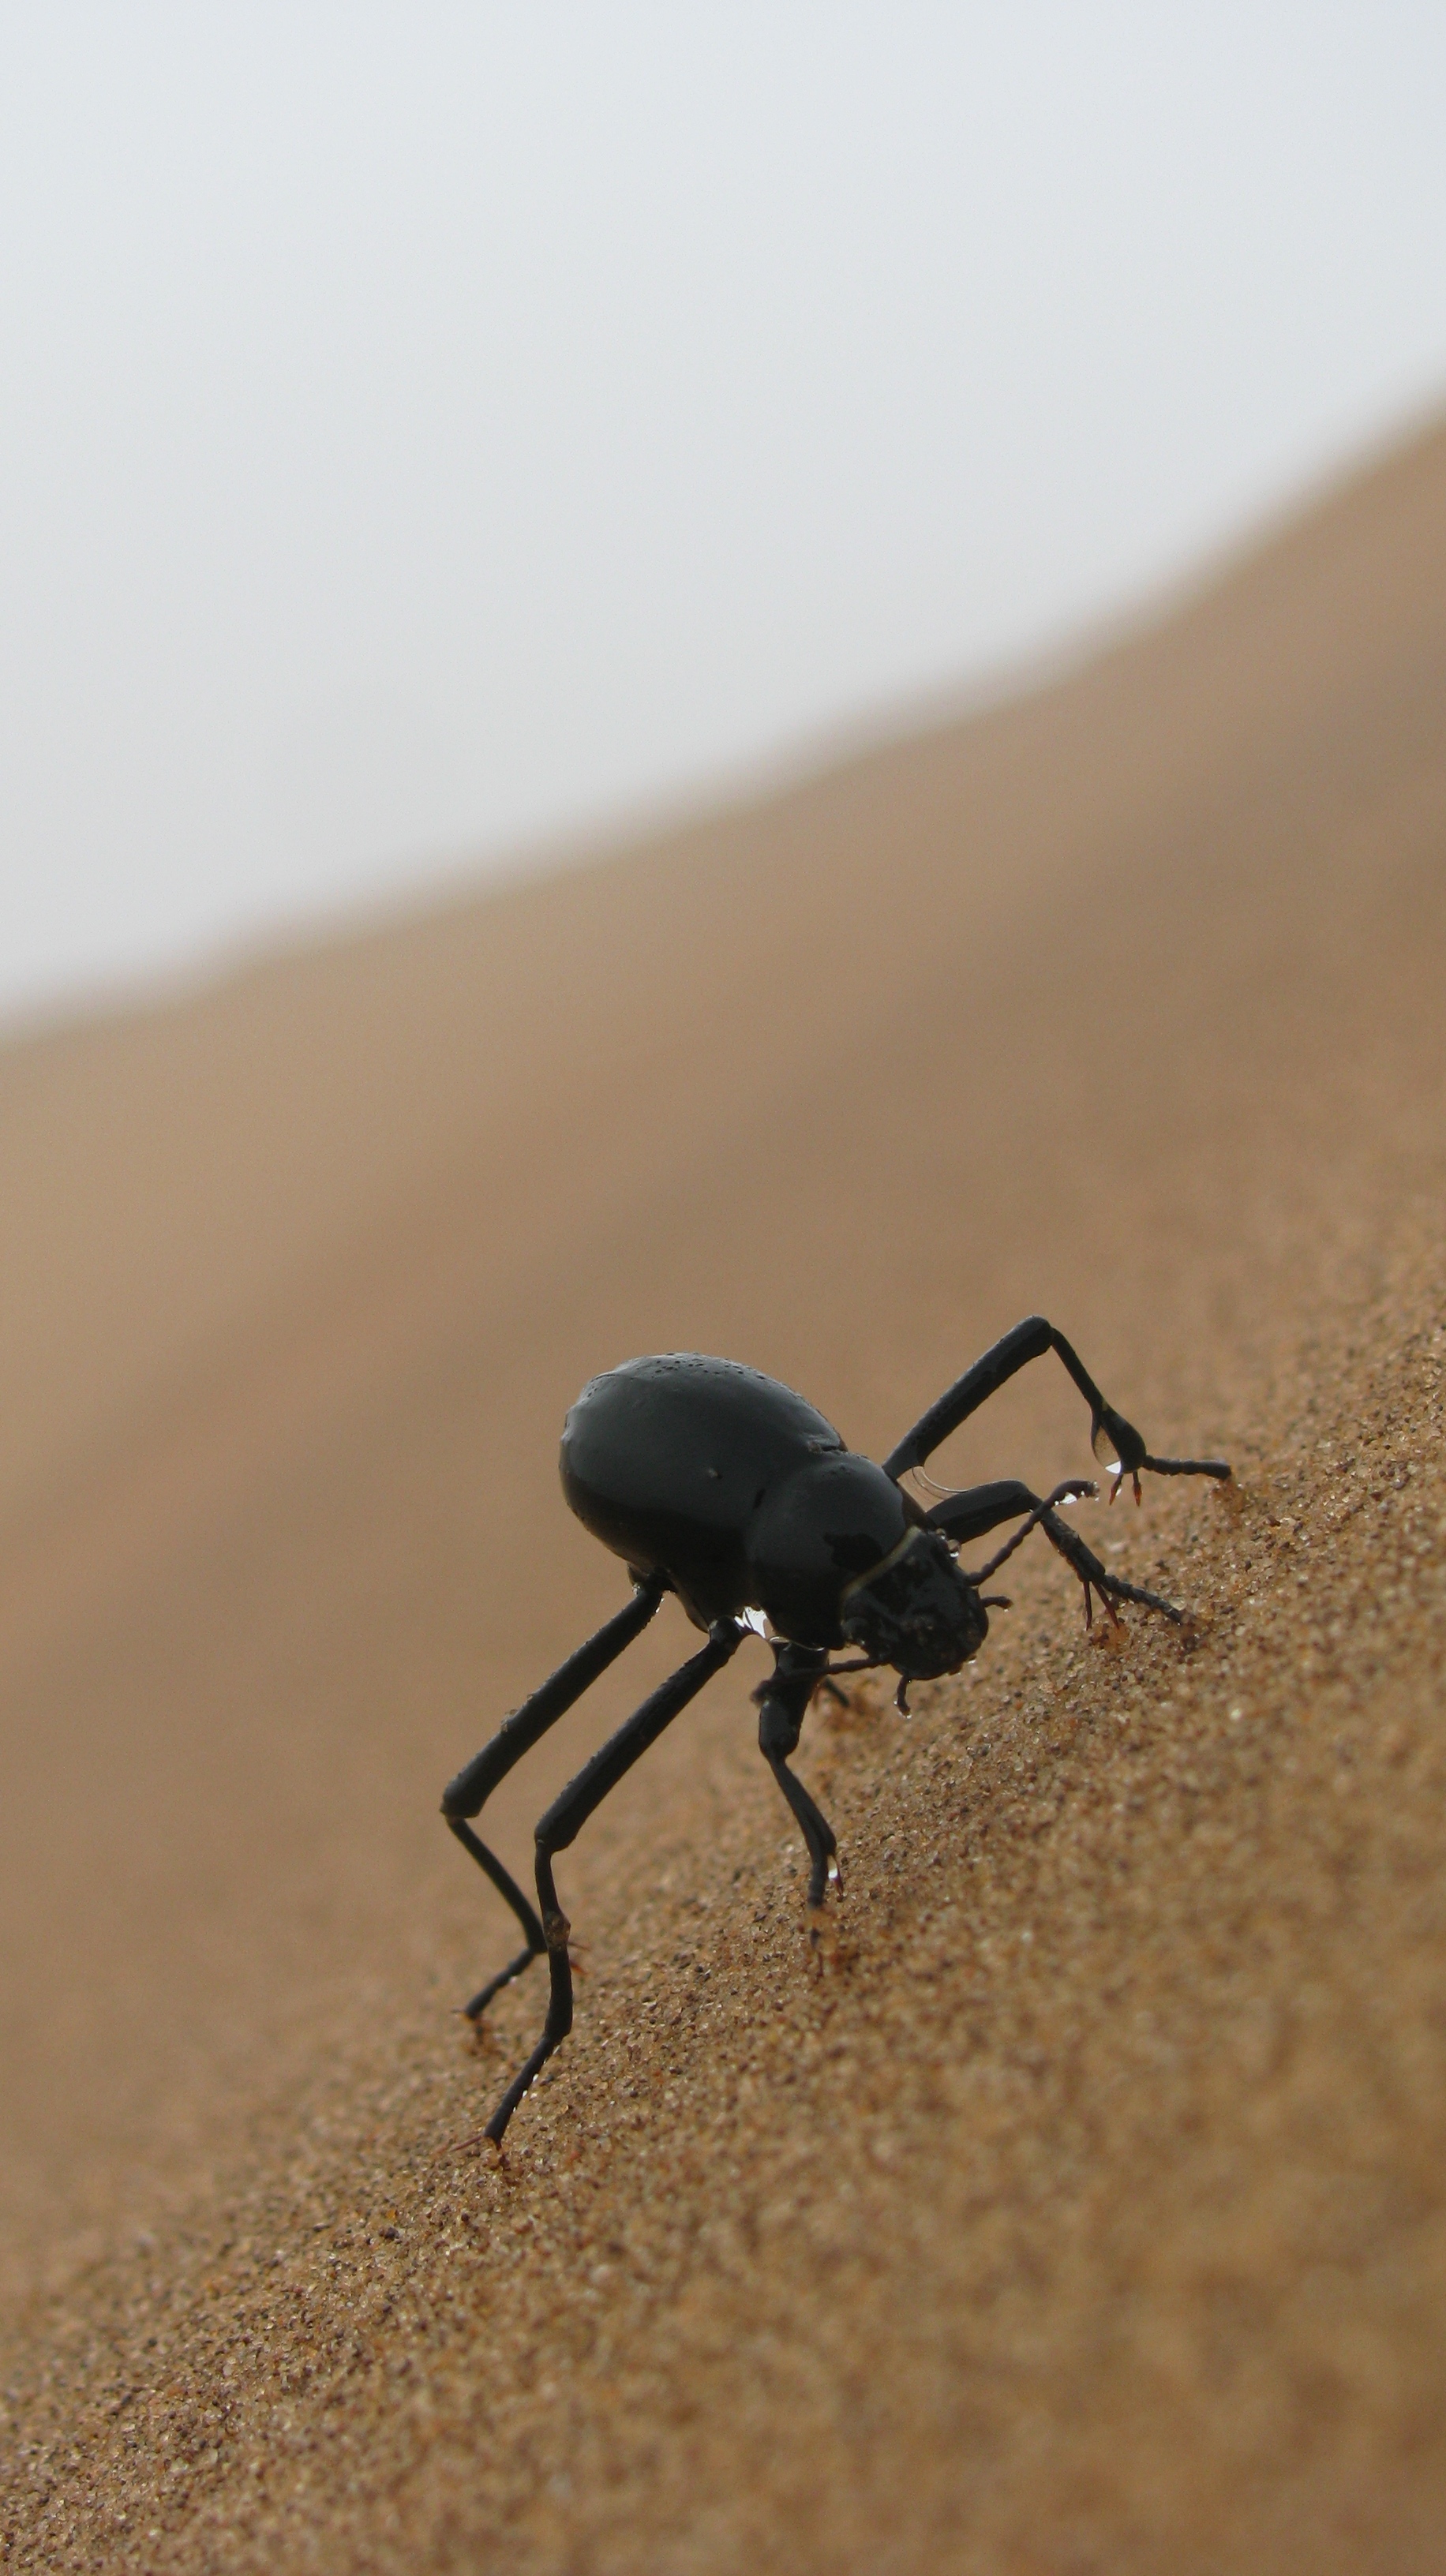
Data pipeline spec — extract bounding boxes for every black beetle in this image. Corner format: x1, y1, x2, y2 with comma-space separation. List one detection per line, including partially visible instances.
443, 1316, 1231, 2140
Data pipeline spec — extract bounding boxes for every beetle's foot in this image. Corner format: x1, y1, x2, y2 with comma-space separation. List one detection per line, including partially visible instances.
807, 1898, 856, 1979
1082, 1579, 1126, 1634
1142, 1451, 1234, 1492
806, 1845, 841, 1923
1089, 1608, 1131, 1655
1046, 1510, 1188, 1632
1096, 1571, 1187, 1631
1092, 1405, 1146, 1503
432, 2126, 508, 2167
1106, 1466, 1144, 1507
1077, 1578, 1100, 1628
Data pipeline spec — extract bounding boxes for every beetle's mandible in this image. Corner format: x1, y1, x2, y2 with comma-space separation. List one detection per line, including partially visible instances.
442, 1319, 1231, 2141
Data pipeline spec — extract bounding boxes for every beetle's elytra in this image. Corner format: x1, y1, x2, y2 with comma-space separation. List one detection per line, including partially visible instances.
443, 1320, 1231, 2141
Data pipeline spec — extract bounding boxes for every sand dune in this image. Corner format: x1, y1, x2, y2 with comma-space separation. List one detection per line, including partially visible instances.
2, 418, 1444, 2571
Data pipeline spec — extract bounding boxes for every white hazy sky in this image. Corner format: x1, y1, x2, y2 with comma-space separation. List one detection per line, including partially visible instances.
2, 4, 1444, 1026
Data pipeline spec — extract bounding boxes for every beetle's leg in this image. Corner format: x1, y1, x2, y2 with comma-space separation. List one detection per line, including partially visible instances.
753, 1642, 838, 1909
485, 1618, 745, 2143
962, 1483, 1099, 1582
927, 1474, 1191, 1627
441, 1573, 667, 2022
923, 1476, 1094, 1552
882, 1316, 1231, 1502
991, 1503, 1187, 1630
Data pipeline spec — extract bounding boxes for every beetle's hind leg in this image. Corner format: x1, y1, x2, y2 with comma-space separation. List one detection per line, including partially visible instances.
441, 1574, 667, 2030
451, 1846, 545, 2024
485, 1618, 746, 2143
753, 1643, 839, 1910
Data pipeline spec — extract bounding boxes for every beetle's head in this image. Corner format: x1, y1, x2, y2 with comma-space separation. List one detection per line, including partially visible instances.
839, 1526, 989, 1679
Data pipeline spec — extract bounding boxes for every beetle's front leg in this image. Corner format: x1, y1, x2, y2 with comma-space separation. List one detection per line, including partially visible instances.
1036, 1504, 1187, 1628
1089, 1404, 1231, 1510
1070, 1374, 1231, 1511
1088, 1398, 1150, 1506
883, 1315, 1232, 1506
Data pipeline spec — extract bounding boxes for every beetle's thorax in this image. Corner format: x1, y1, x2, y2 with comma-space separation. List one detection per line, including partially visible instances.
742, 1451, 985, 1674
741, 1449, 916, 1648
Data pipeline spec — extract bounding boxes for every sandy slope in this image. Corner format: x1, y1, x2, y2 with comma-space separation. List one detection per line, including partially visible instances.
2, 420, 1444, 2572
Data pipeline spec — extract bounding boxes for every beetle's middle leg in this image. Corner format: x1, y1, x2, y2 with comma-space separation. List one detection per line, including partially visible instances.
485, 1616, 746, 2143
753, 1642, 838, 1908
441, 1572, 667, 2022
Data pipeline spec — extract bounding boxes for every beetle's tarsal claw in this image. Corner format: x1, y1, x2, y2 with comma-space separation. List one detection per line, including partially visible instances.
433, 2125, 506, 2166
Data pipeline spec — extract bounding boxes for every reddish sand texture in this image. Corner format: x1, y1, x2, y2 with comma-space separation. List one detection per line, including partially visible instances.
2, 420, 1444, 2572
